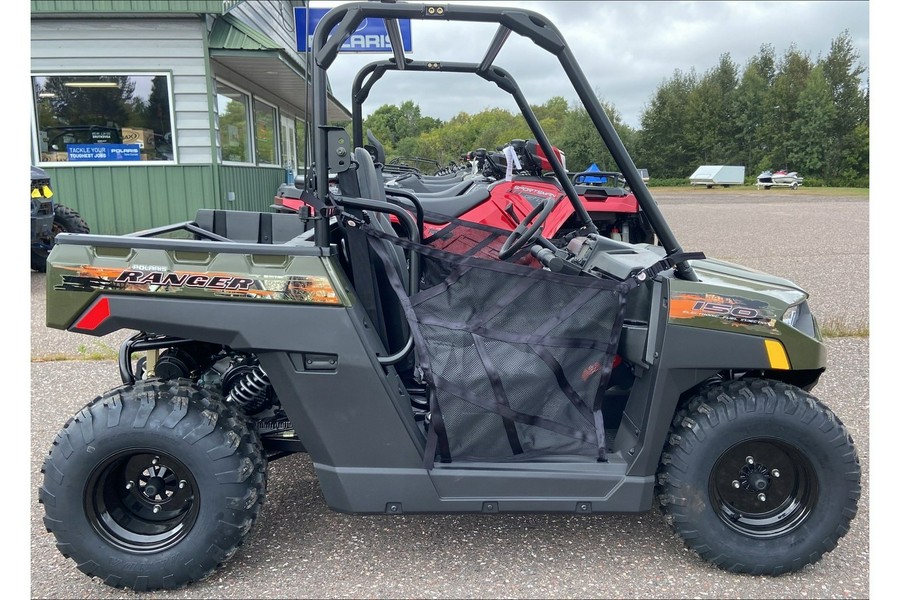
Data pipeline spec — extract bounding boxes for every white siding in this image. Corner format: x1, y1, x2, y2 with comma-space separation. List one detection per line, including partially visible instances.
222, 1, 314, 123
230, 0, 304, 64
31, 18, 214, 165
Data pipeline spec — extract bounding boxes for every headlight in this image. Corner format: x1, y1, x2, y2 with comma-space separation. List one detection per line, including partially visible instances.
782, 301, 817, 338
782, 304, 801, 327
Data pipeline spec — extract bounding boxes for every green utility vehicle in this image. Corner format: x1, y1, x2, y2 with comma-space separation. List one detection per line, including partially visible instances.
39, 2, 859, 591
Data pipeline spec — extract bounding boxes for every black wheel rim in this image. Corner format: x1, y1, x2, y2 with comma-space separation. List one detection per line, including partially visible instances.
85, 449, 200, 552
709, 437, 818, 539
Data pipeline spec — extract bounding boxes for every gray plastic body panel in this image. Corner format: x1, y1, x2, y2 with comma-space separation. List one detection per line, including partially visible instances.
74, 266, 776, 514
315, 463, 655, 514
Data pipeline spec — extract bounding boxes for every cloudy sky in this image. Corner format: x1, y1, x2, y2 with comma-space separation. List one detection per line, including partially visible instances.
311, 1, 870, 129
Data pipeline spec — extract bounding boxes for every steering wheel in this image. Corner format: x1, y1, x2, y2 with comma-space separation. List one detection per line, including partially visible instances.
498, 199, 555, 260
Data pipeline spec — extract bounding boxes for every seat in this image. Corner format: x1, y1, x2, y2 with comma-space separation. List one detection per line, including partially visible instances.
343, 148, 412, 360
194, 209, 310, 243
412, 180, 476, 197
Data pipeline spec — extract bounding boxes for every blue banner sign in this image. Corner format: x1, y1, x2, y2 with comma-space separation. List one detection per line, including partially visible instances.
295, 7, 412, 53
67, 144, 141, 162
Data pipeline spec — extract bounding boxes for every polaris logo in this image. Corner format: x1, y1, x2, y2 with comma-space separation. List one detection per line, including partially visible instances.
295, 8, 412, 53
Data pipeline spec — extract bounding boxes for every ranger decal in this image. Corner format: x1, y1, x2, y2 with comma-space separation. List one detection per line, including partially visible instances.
54, 265, 341, 305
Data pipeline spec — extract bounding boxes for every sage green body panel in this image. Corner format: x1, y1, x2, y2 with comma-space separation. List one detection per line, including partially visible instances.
46, 240, 350, 331
668, 258, 825, 371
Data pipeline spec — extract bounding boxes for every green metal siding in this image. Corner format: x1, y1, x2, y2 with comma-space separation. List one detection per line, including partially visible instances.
45, 165, 286, 234
209, 13, 282, 50
219, 166, 287, 212
31, 0, 229, 14
45, 166, 217, 235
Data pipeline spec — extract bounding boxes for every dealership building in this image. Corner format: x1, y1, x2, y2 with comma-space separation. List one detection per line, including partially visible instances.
30, 0, 350, 235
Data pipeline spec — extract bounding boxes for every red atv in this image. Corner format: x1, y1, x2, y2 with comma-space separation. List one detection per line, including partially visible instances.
275, 137, 654, 245
275, 56, 653, 245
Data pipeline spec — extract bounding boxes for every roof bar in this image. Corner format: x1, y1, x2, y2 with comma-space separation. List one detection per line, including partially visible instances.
479, 25, 511, 72
351, 63, 388, 148
384, 18, 407, 69
349, 59, 597, 233
312, 2, 696, 280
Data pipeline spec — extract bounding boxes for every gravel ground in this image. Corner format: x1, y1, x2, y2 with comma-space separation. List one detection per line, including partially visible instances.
28, 189, 870, 598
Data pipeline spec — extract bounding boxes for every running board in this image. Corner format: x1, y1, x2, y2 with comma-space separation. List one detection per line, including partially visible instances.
313, 457, 655, 514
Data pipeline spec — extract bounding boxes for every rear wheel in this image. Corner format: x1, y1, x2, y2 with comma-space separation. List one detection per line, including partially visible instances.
31, 204, 90, 272
39, 379, 267, 590
657, 379, 860, 574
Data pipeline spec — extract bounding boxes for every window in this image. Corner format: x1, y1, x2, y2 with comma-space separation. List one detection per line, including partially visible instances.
295, 118, 307, 168
33, 74, 175, 163
216, 82, 251, 163
254, 101, 278, 165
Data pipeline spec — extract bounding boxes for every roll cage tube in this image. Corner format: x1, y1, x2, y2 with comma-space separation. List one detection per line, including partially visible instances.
351, 59, 598, 235
312, 1, 696, 280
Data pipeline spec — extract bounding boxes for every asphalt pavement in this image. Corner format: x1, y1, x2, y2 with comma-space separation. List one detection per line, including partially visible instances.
29, 189, 870, 598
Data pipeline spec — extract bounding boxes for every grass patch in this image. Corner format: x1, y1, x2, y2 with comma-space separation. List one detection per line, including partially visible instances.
646, 185, 869, 198
33, 342, 120, 362
819, 318, 869, 338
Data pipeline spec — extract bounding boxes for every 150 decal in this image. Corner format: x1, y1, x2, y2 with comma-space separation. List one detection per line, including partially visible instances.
669, 292, 777, 329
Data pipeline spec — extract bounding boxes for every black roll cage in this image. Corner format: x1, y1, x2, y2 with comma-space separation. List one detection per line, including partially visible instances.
351, 59, 598, 232
311, 1, 696, 281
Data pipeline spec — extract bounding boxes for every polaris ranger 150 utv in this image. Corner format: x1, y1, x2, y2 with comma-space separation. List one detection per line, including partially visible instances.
39, 2, 859, 591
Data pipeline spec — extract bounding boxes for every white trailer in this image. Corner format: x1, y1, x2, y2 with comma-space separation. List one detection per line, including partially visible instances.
689, 165, 746, 188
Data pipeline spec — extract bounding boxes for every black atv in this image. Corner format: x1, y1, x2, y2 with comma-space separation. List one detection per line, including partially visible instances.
39, 2, 860, 591
31, 166, 90, 272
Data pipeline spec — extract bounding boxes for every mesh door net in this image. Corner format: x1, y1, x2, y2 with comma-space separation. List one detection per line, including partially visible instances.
363, 218, 651, 468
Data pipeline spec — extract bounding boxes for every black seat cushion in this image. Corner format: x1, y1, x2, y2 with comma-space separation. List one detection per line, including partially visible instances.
387, 185, 491, 223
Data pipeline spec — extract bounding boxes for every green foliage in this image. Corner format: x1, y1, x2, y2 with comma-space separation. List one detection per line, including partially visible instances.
638, 34, 867, 185
633, 69, 696, 177
358, 32, 868, 187
646, 178, 692, 187
557, 99, 635, 172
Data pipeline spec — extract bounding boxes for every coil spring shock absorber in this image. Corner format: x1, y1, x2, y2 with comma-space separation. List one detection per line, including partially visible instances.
225, 364, 272, 415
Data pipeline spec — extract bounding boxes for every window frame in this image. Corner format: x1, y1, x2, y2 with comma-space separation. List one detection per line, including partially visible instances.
215, 78, 256, 167
31, 70, 178, 167
252, 96, 281, 168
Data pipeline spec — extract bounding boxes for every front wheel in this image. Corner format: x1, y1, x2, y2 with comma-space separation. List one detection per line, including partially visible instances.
39, 379, 267, 591
657, 379, 860, 575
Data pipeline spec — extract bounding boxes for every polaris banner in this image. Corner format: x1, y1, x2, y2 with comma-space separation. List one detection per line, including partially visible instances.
67, 144, 141, 162
295, 7, 412, 53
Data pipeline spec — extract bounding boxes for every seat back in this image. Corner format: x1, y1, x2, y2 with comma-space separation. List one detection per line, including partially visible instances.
194, 209, 309, 243
342, 148, 412, 360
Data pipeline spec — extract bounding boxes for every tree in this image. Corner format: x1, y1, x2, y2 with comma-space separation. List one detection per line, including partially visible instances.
636, 69, 696, 177
558, 99, 634, 173
762, 45, 813, 170
734, 61, 769, 172
684, 54, 741, 166
821, 30, 868, 182
789, 65, 835, 175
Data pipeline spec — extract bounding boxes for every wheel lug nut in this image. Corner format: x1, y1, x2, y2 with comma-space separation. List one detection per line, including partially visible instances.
772, 469, 780, 478
178, 480, 186, 489
732, 480, 740, 489
153, 504, 161, 514
757, 493, 766, 502
746, 456, 754, 465
125, 481, 134, 490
